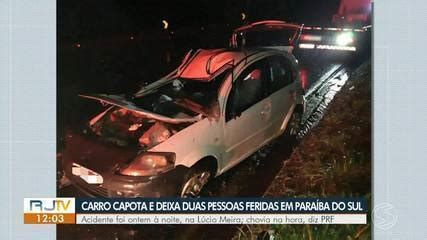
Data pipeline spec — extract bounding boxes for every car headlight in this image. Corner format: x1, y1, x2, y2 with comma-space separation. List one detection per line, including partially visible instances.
120, 152, 175, 177
336, 32, 354, 46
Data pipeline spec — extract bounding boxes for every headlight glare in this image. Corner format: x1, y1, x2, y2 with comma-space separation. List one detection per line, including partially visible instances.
120, 152, 175, 177
336, 32, 354, 46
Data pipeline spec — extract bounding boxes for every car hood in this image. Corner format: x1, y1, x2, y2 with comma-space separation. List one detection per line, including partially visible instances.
79, 94, 203, 124
63, 130, 138, 175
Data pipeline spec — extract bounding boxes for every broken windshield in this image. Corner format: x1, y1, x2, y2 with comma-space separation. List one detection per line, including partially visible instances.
133, 70, 230, 117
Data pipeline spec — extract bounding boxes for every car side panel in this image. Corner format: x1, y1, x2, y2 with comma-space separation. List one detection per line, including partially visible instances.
266, 85, 294, 135
223, 97, 273, 170
149, 117, 224, 173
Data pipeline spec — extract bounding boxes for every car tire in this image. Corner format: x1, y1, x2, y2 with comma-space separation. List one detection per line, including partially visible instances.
180, 165, 212, 198
285, 104, 303, 138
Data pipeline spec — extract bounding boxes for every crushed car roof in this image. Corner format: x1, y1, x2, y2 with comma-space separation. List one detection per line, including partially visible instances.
134, 48, 272, 97
79, 94, 203, 124
176, 48, 257, 81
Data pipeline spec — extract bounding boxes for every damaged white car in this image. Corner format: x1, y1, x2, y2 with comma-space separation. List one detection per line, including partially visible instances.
61, 48, 305, 197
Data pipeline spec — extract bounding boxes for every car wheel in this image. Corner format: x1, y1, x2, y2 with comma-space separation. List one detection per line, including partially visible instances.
180, 168, 212, 198
286, 105, 303, 138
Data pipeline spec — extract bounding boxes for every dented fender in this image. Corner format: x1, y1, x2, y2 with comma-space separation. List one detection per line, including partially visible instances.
149, 117, 224, 176
79, 94, 203, 124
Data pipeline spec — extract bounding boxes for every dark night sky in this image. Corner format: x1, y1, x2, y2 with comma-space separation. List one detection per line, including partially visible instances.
58, 0, 341, 42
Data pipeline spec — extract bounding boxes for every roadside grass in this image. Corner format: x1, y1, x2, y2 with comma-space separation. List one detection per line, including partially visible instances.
234, 62, 371, 240
235, 223, 370, 240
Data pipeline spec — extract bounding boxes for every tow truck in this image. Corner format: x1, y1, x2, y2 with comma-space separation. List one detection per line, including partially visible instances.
230, 0, 372, 53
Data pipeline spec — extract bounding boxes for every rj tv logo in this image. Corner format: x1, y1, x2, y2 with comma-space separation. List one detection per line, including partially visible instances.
30, 199, 71, 211
24, 198, 75, 214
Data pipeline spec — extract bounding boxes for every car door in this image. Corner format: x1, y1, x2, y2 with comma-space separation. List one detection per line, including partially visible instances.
265, 56, 297, 136
222, 59, 273, 169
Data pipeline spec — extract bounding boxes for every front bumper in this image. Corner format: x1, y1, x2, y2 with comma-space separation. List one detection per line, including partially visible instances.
60, 130, 189, 198
63, 164, 189, 198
